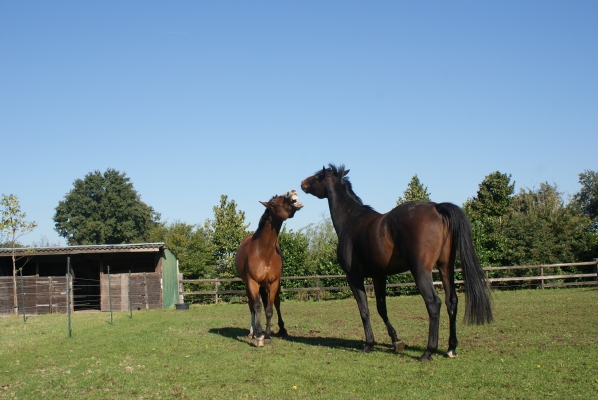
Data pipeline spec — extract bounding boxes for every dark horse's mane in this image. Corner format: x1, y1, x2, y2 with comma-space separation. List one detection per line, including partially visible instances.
322, 164, 374, 211
257, 194, 279, 229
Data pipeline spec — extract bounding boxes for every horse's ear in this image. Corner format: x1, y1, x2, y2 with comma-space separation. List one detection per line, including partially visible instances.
322, 166, 327, 176
343, 169, 350, 176
260, 201, 269, 208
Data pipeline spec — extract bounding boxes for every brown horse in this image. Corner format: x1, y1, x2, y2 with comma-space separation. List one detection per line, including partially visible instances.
235, 190, 303, 347
301, 164, 492, 361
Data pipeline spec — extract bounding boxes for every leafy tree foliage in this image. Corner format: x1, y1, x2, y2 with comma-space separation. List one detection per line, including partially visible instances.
573, 170, 598, 224
278, 225, 309, 276
504, 183, 597, 265
206, 195, 250, 276
53, 169, 160, 245
149, 221, 214, 279
301, 215, 350, 298
396, 174, 431, 205
463, 171, 515, 266
278, 226, 310, 297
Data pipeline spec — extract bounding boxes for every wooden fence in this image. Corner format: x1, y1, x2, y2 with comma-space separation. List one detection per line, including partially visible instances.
180, 260, 598, 304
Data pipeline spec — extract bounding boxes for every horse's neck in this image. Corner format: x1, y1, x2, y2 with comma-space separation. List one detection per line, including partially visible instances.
327, 186, 365, 234
255, 217, 282, 250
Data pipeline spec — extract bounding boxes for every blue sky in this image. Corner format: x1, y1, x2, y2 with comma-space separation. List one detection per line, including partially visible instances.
1, 1, 596, 246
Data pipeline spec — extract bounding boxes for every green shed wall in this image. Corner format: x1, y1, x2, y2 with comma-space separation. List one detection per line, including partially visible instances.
162, 249, 179, 309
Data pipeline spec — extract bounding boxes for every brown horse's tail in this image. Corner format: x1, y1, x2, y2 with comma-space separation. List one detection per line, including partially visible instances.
436, 202, 493, 325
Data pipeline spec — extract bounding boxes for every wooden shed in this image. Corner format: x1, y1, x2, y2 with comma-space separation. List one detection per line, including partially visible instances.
0, 243, 180, 316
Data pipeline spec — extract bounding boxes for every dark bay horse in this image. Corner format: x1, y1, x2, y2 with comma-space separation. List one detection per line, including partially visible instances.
301, 165, 492, 361
235, 190, 303, 347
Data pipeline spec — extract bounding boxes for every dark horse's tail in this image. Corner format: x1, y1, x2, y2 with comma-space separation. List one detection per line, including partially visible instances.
436, 203, 493, 325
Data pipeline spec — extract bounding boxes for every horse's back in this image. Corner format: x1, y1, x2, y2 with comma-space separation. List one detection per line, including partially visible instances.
372, 202, 450, 272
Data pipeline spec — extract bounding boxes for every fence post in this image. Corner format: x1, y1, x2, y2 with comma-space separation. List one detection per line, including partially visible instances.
128, 270, 132, 319
540, 265, 544, 289
316, 275, 321, 301
215, 281, 220, 304
67, 257, 71, 338
594, 259, 598, 282
108, 265, 113, 325
20, 268, 26, 323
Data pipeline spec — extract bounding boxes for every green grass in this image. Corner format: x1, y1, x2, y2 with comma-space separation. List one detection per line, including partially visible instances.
1, 288, 597, 399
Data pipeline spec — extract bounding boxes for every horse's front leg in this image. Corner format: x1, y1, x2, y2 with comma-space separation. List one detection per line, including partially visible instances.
246, 281, 265, 347
346, 271, 376, 352
262, 283, 279, 344
372, 277, 404, 352
259, 286, 274, 344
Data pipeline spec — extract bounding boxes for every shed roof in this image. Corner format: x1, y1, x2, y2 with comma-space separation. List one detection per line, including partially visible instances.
0, 243, 166, 257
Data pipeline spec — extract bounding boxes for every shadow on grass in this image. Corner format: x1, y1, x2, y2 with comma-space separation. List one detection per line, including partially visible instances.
208, 327, 426, 359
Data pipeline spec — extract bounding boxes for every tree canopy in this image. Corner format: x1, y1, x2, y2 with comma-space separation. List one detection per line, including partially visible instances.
396, 174, 431, 205
463, 171, 515, 266
149, 221, 214, 279
205, 195, 250, 276
53, 169, 160, 245
573, 170, 598, 224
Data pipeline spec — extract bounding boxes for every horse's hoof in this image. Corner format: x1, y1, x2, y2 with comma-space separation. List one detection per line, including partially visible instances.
418, 353, 433, 362
254, 335, 265, 347
446, 349, 458, 358
362, 344, 374, 353
264, 338, 272, 344
393, 341, 405, 352
277, 328, 288, 337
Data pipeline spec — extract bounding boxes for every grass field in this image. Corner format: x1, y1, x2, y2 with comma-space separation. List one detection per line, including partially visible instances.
1, 288, 597, 399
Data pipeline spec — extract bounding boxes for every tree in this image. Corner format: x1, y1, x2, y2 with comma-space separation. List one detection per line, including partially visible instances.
396, 174, 431, 205
206, 195, 250, 276
504, 183, 596, 265
53, 169, 160, 245
573, 170, 598, 226
278, 225, 309, 277
1, 194, 37, 315
277, 226, 310, 298
149, 221, 214, 278
463, 171, 515, 266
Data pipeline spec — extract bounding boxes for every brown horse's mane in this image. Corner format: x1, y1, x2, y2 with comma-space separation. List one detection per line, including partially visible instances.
257, 195, 278, 229
322, 164, 373, 211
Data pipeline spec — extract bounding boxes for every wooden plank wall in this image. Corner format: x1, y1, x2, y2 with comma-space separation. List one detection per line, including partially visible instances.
0, 276, 70, 316
0, 277, 13, 316
100, 272, 162, 312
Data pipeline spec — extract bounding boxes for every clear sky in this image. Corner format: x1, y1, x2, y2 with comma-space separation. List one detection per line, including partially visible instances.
1, 1, 597, 246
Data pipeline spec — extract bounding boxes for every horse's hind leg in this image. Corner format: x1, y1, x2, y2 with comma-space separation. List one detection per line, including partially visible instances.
260, 286, 274, 343
372, 277, 403, 351
248, 311, 255, 338
274, 288, 288, 337
412, 268, 442, 361
438, 263, 458, 358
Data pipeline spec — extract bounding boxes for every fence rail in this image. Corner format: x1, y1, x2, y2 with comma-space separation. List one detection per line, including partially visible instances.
180, 260, 598, 303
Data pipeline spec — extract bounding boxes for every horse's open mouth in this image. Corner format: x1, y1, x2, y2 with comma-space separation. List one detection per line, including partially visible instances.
292, 200, 304, 210
285, 190, 304, 210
